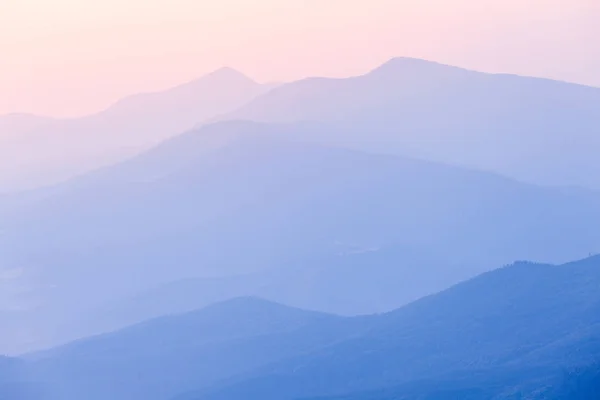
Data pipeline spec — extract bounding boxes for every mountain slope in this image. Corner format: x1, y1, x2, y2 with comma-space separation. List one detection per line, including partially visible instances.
0, 114, 55, 137
224, 57, 600, 189
4, 256, 600, 400
2, 121, 600, 352
0, 68, 272, 191
548, 363, 600, 399
181, 256, 600, 400
25, 298, 350, 400
0, 356, 48, 400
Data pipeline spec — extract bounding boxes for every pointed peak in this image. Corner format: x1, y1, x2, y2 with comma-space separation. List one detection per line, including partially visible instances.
382, 56, 437, 65
204, 67, 256, 84
211, 66, 242, 75
369, 57, 464, 77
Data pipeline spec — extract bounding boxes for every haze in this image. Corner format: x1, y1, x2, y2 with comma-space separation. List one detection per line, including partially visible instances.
1, 0, 599, 117
2, 0, 600, 398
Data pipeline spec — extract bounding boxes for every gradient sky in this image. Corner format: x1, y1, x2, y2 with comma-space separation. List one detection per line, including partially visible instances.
1, 0, 598, 117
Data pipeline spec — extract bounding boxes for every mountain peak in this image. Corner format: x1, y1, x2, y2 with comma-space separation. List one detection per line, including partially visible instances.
204, 67, 256, 84
369, 57, 464, 77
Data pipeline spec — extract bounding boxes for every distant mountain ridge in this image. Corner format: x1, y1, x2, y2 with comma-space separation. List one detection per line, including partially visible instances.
5, 57, 600, 191
222, 57, 600, 189
0, 68, 274, 192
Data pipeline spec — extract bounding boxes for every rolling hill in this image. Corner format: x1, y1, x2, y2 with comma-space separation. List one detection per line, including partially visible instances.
179, 256, 600, 400
5, 255, 599, 400
25, 298, 354, 400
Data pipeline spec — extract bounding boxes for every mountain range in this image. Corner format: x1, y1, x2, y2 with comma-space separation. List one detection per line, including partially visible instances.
223, 57, 600, 190
2, 120, 600, 352
178, 256, 600, 400
2, 254, 598, 400
2, 57, 600, 399
4, 58, 600, 192
0, 68, 274, 192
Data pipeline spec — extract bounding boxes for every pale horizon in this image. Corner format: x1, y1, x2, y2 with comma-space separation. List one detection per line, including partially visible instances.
1, 0, 599, 118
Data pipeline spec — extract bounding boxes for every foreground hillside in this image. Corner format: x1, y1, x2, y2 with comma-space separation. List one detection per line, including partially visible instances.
9, 255, 600, 400
179, 256, 600, 400
24, 298, 361, 400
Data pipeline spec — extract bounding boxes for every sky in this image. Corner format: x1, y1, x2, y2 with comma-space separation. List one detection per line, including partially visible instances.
0, 0, 599, 117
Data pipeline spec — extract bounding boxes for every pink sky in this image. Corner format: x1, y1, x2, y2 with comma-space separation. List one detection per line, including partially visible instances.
1, 0, 598, 118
